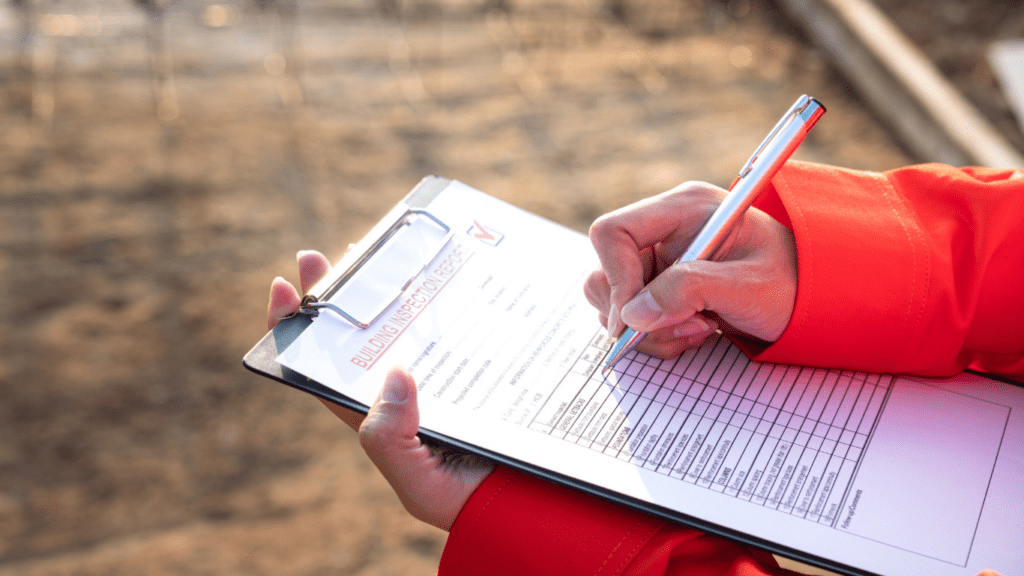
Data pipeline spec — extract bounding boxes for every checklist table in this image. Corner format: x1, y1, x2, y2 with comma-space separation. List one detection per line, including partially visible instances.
531, 333, 890, 527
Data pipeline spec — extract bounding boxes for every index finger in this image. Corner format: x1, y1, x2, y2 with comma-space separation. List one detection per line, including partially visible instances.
297, 250, 332, 294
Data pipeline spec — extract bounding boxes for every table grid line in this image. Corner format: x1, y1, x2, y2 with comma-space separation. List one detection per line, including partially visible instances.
528, 333, 893, 528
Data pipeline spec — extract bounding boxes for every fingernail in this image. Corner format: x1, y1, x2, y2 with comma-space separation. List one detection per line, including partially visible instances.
674, 316, 709, 338
608, 305, 619, 334
297, 250, 316, 261
382, 371, 409, 403
621, 291, 662, 325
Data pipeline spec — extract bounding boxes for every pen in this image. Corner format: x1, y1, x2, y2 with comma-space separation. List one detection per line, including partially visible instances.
602, 94, 825, 375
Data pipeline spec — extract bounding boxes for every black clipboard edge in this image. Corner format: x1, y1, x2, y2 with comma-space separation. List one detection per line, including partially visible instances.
965, 368, 1023, 387
243, 314, 371, 416
244, 314, 877, 576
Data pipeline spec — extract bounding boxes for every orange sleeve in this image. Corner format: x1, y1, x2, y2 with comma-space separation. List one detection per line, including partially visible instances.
751, 161, 1024, 379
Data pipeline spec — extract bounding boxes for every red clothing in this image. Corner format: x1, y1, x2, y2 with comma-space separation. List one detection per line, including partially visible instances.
439, 162, 1024, 576
751, 162, 1024, 378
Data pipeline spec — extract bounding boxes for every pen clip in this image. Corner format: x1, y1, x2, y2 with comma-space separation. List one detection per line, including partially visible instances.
738, 94, 812, 178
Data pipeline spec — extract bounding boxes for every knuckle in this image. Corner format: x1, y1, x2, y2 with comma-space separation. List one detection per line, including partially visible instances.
358, 417, 386, 453
661, 264, 710, 312
583, 271, 609, 300
664, 180, 703, 196
664, 262, 702, 294
664, 181, 724, 202
588, 213, 616, 242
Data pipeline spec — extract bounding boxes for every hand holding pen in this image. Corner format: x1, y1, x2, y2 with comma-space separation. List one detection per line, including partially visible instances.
587, 95, 825, 373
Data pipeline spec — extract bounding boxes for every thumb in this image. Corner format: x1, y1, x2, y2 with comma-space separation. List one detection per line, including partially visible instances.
358, 367, 445, 528
360, 367, 421, 460
620, 260, 739, 333
622, 259, 787, 342
618, 262, 707, 333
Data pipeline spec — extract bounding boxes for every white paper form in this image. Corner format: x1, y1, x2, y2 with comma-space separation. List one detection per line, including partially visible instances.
276, 181, 1024, 576
536, 336, 1023, 575
277, 181, 602, 425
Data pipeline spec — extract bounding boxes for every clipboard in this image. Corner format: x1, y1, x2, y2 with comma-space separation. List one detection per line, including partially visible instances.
244, 176, 455, 417
244, 177, 1024, 576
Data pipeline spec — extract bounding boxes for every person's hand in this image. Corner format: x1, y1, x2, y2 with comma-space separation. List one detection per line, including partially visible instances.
268, 251, 364, 431
586, 182, 798, 359
266, 250, 494, 531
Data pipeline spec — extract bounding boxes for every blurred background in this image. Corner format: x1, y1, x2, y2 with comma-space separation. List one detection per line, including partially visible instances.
1, 0, 1021, 574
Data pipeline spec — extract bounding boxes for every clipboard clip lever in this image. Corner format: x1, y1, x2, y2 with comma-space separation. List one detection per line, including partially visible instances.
293, 208, 453, 327
296, 298, 347, 319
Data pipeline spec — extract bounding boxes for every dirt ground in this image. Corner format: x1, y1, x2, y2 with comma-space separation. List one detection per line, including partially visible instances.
0, 0, 1010, 574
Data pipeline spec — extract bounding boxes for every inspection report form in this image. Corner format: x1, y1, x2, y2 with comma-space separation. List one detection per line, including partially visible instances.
274, 179, 1024, 576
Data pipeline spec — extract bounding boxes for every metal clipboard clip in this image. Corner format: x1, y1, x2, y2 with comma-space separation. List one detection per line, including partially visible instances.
296, 209, 453, 328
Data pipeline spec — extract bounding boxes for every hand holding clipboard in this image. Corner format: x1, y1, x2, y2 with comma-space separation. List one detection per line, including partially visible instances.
266, 249, 494, 532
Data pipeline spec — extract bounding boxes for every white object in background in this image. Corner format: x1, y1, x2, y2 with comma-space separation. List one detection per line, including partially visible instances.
989, 40, 1024, 136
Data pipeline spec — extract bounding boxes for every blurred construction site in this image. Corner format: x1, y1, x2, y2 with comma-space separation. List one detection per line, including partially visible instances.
1, 0, 1019, 574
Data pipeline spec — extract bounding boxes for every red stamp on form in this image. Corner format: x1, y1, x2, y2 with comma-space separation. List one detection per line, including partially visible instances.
468, 221, 504, 247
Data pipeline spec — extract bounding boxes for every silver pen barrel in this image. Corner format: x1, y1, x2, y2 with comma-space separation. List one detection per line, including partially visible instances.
679, 97, 825, 264
602, 96, 825, 375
